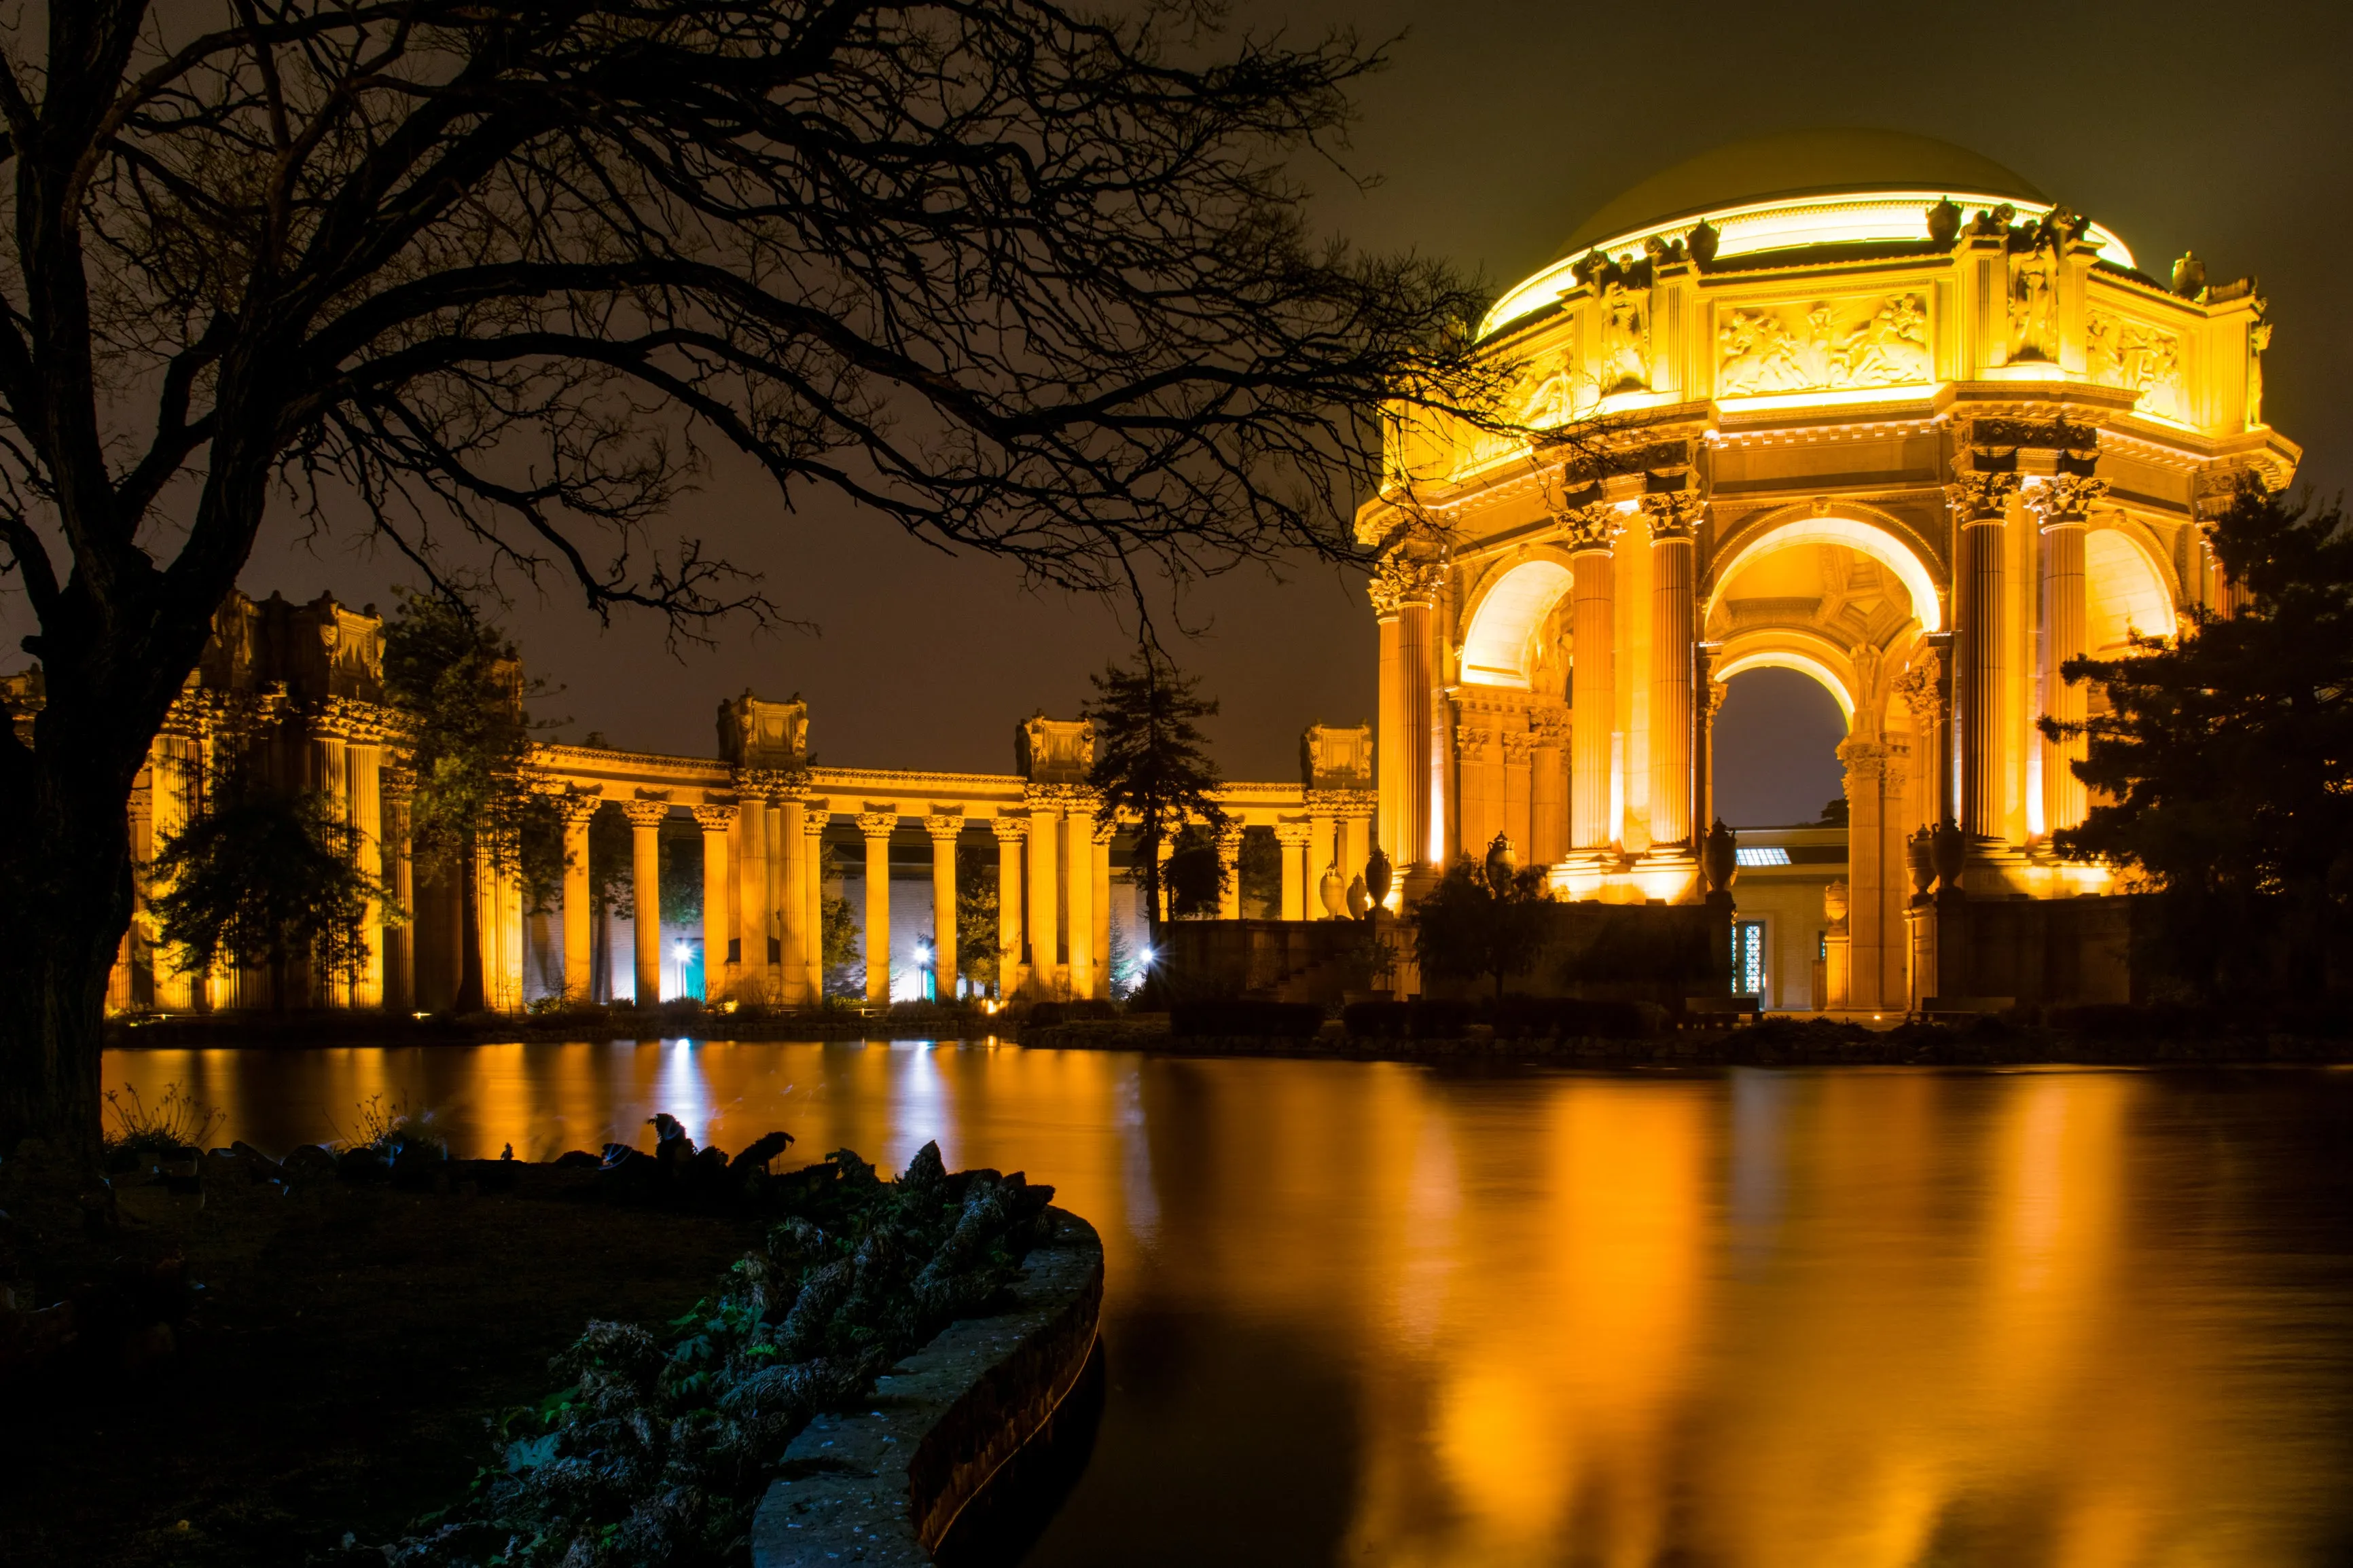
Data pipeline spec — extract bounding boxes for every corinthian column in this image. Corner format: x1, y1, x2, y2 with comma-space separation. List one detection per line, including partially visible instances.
1275, 821, 1312, 920
1065, 799, 1097, 998
2032, 475, 2105, 837
1530, 710, 1567, 864
1025, 791, 1061, 996
776, 790, 807, 1004
622, 799, 670, 1004
802, 801, 829, 1000
1216, 824, 1243, 919
691, 804, 736, 1002
558, 795, 600, 1003
1643, 492, 1700, 848
1948, 471, 2019, 841
1838, 740, 1889, 1010
925, 813, 962, 1000
857, 811, 895, 1004
990, 816, 1027, 998
382, 769, 415, 1012
1372, 553, 1443, 869
1566, 505, 1621, 852
732, 770, 770, 1000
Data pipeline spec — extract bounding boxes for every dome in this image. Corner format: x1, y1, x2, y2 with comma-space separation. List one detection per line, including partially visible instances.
1552, 128, 2047, 260
1478, 128, 2130, 340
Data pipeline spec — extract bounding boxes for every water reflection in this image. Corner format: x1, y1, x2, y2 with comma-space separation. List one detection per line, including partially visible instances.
103, 1045, 2353, 1566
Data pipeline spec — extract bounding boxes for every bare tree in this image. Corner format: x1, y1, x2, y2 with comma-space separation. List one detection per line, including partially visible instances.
0, 1, 1507, 1154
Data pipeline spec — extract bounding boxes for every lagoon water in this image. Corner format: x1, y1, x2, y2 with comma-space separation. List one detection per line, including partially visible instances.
103, 1042, 2353, 1566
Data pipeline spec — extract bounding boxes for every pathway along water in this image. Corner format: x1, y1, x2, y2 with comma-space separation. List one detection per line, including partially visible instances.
103, 1040, 2353, 1566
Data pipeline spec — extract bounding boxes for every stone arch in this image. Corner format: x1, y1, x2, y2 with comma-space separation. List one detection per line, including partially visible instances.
1712, 627, 1858, 726
2085, 519, 2176, 653
1457, 546, 1580, 689
1706, 503, 1947, 634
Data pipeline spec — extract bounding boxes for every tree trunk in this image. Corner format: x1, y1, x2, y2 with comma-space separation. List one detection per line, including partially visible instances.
0, 733, 147, 1163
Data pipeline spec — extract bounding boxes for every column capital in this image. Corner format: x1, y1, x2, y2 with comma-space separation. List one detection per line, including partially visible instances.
1562, 501, 1624, 553
1638, 490, 1704, 539
922, 812, 963, 841
556, 792, 603, 829
1502, 730, 1537, 765
1836, 737, 1891, 778
1092, 818, 1117, 847
1530, 708, 1569, 746
1274, 820, 1313, 850
1369, 551, 1445, 616
1945, 471, 2020, 522
855, 811, 897, 840
690, 803, 737, 833
1892, 653, 1946, 726
1215, 822, 1245, 850
801, 795, 831, 829
620, 798, 670, 828
990, 814, 1030, 843
2027, 474, 2108, 528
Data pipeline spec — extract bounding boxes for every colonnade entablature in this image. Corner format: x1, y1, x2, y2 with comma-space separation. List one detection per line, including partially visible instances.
1358, 133, 2302, 1008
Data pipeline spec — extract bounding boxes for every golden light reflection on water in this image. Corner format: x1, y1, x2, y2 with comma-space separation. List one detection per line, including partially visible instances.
101, 1045, 2353, 1566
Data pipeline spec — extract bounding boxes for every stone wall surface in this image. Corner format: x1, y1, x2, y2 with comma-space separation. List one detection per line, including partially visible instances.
751, 1207, 1104, 1568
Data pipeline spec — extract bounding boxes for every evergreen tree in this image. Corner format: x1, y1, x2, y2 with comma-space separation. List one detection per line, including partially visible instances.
149, 784, 396, 1012
955, 843, 1001, 997
382, 590, 558, 1010
1084, 651, 1227, 936
2045, 482, 2353, 996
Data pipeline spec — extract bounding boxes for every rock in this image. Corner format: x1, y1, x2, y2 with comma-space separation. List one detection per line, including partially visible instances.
281, 1144, 338, 1182
728, 1130, 795, 1176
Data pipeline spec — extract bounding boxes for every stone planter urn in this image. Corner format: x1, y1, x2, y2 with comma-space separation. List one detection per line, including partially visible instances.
1702, 819, 1739, 895
1318, 864, 1347, 919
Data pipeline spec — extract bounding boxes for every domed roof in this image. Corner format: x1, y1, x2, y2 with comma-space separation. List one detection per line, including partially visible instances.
1554, 128, 2047, 260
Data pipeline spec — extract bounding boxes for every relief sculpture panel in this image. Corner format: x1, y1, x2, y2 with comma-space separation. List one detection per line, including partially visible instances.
1715, 292, 1930, 397
2086, 309, 2185, 422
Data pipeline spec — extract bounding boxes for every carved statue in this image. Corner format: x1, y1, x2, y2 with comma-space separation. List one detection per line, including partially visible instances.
2248, 318, 2271, 428
1717, 293, 1929, 397
2007, 234, 2059, 364
1596, 275, 1650, 394
2086, 311, 2184, 420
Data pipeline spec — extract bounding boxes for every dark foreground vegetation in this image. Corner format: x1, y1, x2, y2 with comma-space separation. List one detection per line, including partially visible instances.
0, 1118, 1055, 1568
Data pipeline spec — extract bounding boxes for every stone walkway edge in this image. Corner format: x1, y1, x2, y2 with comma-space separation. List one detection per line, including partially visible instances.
751, 1207, 1104, 1567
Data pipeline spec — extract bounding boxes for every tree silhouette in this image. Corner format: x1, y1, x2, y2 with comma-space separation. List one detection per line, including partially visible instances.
148, 784, 396, 1011
2045, 481, 2353, 997
1084, 651, 1225, 936
0, 1, 1509, 1151
1412, 854, 1554, 1000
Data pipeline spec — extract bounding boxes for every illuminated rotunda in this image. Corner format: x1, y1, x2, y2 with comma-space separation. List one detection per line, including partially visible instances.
1362, 130, 2298, 1010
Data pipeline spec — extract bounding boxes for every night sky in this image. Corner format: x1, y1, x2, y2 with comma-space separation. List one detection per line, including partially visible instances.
33, 1, 2350, 810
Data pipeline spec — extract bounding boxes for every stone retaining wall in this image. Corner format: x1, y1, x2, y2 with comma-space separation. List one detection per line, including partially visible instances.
751, 1207, 1104, 1567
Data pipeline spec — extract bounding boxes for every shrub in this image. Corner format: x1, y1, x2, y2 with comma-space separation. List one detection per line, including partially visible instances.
1170, 1000, 1323, 1038
101, 1080, 222, 1167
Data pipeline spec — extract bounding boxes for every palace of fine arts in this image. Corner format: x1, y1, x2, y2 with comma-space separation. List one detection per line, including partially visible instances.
3, 5, 2352, 1568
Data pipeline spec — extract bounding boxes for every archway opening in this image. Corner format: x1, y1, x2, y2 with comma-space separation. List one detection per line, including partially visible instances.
1712, 666, 1848, 828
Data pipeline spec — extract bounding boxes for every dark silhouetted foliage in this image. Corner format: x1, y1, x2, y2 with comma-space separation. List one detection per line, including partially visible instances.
1412, 857, 1555, 998
2045, 482, 2353, 997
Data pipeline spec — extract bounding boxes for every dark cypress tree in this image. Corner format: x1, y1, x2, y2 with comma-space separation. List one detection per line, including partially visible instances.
1084, 652, 1228, 939
2045, 482, 2353, 998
